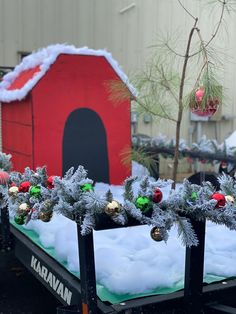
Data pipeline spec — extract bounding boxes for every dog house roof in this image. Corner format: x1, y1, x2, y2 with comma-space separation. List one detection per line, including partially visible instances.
0, 44, 136, 103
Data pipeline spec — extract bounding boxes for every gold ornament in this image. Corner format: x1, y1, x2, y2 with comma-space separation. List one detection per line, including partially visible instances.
225, 195, 235, 204
18, 203, 30, 216
38, 211, 53, 222
104, 200, 122, 216
150, 227, 163, 242
41, 199, 53, 211
8, 186, 19, 197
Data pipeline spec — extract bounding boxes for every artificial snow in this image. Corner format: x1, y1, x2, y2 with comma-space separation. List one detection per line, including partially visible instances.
0, 43, 136, 102
21, 163, 236, 295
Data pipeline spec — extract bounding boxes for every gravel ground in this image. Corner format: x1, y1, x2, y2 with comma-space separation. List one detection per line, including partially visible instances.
0, 250, 61, 314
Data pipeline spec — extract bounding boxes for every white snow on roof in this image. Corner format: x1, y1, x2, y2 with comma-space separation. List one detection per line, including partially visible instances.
0, 43, 136, 102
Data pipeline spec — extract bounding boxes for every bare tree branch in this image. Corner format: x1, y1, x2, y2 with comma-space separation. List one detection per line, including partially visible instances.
189, 1, 226, 57
177, 0, 196, 20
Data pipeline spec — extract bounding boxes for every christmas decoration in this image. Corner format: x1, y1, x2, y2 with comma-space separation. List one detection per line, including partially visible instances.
29, 185, 41, 198
104, 200, 122, 217
0, 171, 9, 185
195, 87, 204, 103
18, 203, 30, 216
135, 196, 152, 214
18, 181, 30, 193
152, 188, 163, 203
41, 199, 54, 211
150, 227, 163, 242
80, 183, 94, 192
225, 195, 234, 204
14, 215, 25, 225
47, 176, 55, 189
38, 211, 53, 222
190, 191, 197, 202
8, 186, 19, 196
191, 87, 219, 117
211, 192, 226, 208
134, 135, 236, 168
4, 164, 236, 247
191, 101, 218, 117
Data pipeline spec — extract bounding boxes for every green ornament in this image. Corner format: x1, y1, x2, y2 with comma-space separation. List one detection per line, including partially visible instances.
30, 185, 41, 198
14, 215, 25, 225
190, 191, 197, 202
135, 196, 151, 214
81, 183, 94, 192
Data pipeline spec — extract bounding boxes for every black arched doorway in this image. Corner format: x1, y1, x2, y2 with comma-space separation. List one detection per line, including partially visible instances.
63, 108, 109, 183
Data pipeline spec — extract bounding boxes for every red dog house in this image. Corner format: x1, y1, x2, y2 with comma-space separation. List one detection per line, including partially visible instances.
0, 44, 134, 184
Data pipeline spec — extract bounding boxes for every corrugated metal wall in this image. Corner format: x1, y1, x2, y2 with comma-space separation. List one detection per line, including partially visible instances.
0, 0, 235, 175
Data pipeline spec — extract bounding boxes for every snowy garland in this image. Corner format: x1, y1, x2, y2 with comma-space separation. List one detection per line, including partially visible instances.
133, 134, 236, 164
1, 155, 236, 247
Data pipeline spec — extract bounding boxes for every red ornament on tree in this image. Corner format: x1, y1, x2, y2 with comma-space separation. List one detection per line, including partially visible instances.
211, 193, 226, 208
191, 87, 219, 117
195, 88, 204, 102
19, 181, 30, 193
152, 188, 163, 203
47, 176, 55, 189
0, 171, 9, 185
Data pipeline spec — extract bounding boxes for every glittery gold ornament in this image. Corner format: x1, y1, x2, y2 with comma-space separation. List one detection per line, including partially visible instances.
104, 200, 122, 216
18, 203, 30, 216
38, 211, 53, 222
8, 186, 19, 197
225, 195, 235, 204
150, 227, 163, 242
41, 199, 53, 211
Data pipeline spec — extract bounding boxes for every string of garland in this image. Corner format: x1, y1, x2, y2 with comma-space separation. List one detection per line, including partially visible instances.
1, 152, 236, 247
133, 134, 236, 164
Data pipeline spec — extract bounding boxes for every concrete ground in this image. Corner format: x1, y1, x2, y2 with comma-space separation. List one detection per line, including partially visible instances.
0, 250, 61, 314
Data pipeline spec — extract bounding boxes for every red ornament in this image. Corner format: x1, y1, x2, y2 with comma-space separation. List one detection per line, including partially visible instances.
191, 87, 219, 117
152, 188, 163, 203
19, 181, 30, 193
0, 171, 9, 185
186, 157, 194, 164
211, 193, 226, 208
47, 176, 55, 189
195, 88, 204, 102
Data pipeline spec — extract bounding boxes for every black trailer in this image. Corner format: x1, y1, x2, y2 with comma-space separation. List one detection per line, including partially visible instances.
2, 206, 236, 314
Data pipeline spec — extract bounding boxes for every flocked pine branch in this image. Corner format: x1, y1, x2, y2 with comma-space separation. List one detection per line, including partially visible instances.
0, 152, 12, 172
4, 163, 236, 247
177, 217, 199, 247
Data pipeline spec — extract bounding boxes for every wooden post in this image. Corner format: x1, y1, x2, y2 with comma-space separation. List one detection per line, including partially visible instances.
77, 224, 98, 314
184, 218, 206, 314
